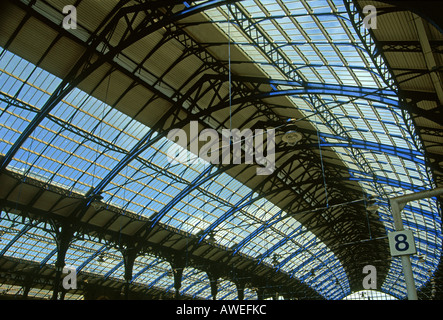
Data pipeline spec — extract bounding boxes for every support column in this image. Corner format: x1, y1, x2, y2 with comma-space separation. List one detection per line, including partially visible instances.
51, 223, 74, 300
235, 280, 246, 301
22, 284, 31, 300
390, 199, 417, 300
390, 187, 443, 300
122, 246, 138, 300
207, 271, 218, 300
173, 267, 184, 299
256, 287, 265, 300
169, 254, 186, 300
60, 289, 67, 300
22, 272, 34, 300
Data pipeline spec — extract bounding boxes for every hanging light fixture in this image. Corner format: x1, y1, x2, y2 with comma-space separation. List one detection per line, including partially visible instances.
272, 254, 280, 267
97, 253, 106, 265
282, 131, 303, 146
280, 117, 302, 146
366, 196, 379, 213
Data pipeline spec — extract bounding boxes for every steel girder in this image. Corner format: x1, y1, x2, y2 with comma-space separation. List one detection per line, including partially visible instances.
177, 73, 408, 202
281, 126, 430, 170
348, 171, 429, 193
85, 68, 342, 248
148, 164, 229, 228
149, 72, 391, 294
0, 67, 388, 296
193, 154, 365, 254
344, 0, 436, 184
278, 141, 424, 165
82, 10, 260, 207
193, 73, 400, 111
0, 2, 243, 297
0, 0, 241, 173
348, 2, 443, 234
2, 193, 317, 299
0, 224, 33, 257
0, 0, 419, 299
1, 85, 219, 218
345, 5, 442, 294
66, 27, 397, 266
342, 1, 397, 91
225, 1, 428, 209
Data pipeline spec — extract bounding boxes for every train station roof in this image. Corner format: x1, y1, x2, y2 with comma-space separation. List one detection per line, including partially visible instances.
0, 0, 441, 300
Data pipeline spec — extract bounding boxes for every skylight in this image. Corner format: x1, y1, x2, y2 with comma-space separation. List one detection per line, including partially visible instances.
0, 0, 441, 301
199, 0, 442, 299
0, 46, 348, 299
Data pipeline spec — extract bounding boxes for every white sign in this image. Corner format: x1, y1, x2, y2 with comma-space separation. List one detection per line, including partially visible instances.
388, 230, 417, 256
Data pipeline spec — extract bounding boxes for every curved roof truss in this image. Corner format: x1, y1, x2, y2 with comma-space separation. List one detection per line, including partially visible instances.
0, 0, 441, 300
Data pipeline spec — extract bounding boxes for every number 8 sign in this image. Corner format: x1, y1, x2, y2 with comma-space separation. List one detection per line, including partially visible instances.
388, 230, 417, 256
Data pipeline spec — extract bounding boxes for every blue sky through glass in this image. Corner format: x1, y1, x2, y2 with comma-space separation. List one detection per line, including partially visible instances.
0, 45, 348, 299
0, 0, 441, 300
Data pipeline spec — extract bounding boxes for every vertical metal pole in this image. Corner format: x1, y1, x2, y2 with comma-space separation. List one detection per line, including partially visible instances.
122, 247, 137, 300
51, 223, 74, 300
401, 255, 417, 300
390, 198, 418, 300
389, 187, 443, 300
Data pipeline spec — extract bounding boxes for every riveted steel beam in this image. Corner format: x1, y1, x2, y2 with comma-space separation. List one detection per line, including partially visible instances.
0, 0, 240, 173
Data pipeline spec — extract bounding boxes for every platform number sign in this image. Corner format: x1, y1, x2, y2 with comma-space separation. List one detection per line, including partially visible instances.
388, 230, 417, 256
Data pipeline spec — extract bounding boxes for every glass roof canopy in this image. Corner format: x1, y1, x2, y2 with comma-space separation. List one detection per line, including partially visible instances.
0, 0, 441, 300
0, 48, 348, 299
198, 0, 441, 299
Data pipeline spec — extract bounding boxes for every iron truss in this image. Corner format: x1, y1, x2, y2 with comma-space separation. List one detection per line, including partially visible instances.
0, 0, 441, 300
